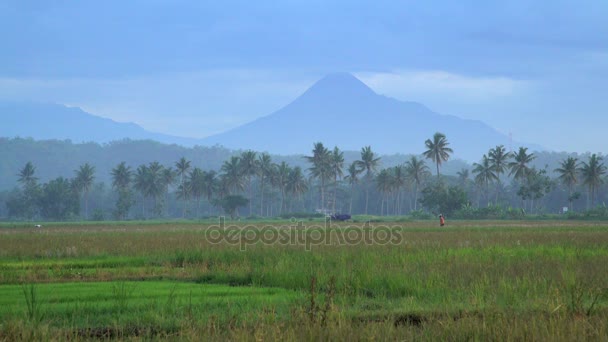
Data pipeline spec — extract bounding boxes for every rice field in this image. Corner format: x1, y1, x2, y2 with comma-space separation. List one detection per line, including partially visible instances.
1, 219, 607, 340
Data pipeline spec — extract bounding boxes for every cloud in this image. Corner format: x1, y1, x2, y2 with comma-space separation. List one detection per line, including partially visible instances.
356, 70, 530, 103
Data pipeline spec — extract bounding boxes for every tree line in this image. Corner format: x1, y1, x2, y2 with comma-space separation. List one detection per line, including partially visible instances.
2, 132, 607, 221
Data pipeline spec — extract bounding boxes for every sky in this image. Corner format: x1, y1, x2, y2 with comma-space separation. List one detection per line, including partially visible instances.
1, 0, 607, 153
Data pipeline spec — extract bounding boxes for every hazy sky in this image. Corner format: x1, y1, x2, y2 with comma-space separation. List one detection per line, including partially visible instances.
1, 0, 607, 153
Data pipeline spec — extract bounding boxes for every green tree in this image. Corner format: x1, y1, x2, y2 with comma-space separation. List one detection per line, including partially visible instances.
329, 146, 344, 213
420, 181, 468, 216
221, 156, 245, 195
391, 165, 407, 215
111, 162, 133, 220
554, 157, 580, 211
508, 147, 535, 181
287, 166, 308, 212
256, 153, 273, 216
175, 157, 192, 218
344, 162, 362, 214
17, 162, 38, 187
404, 156, 429, 211
355, 146, 381, 214
376, 168, 394, 216
305, 142, 332, 211
472, 154, 497, 207
218, 195, 249, 219
37, 177, 80, 220
161, 167, 176, 217
488, 145, 511, 202
74, 163, 95, 219
186, 167, 205, 217
423, 132, 453, 176
272, 162, 291, 214
580, 154, 606, 208
240, 151, 258, 216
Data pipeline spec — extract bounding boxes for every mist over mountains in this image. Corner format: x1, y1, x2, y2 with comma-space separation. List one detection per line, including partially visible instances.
1, 73, 540, 161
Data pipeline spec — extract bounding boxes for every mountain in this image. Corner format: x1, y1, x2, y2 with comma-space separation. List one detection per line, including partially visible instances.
0, 101, 199, 146
202, 73, 539, 161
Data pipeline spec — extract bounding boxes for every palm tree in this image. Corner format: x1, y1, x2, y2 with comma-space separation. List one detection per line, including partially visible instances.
580, 154, 606, 208
187, 167, 205, 217
202, 170, 218, 214
344, 162, 362, 214
111, 162, 133, 220
240, 151, 258, 215
391, 165, 407, 215
175, 157, 191, 218
554, 157, 579, 211
355, 146, 381, 214
256, 153, 273, 216
488, 145, 511, 202
147, 162, 166, 216
134, 164, 150, 217
272, 162, 291, 214
111, 162, 132, 190
221, 156, 245, 195
472, 154, 497, 207
404, 156, 429, 211
74, 163, 95, 219
508, 147, 535, 181
161, 167, 176, 217
17, 162, 38, 187
456, 168, 470, 187
329, 146, 344, 213
305, 142, 332, 211
287, 166, 308, 212
423, 132, 453, 176
375, 169, 393, 216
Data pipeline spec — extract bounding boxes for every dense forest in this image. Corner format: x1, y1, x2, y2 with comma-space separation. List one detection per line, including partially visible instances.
1, 135, 606, 221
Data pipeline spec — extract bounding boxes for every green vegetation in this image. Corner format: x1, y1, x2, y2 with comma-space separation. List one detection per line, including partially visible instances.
0, 220, 607, 339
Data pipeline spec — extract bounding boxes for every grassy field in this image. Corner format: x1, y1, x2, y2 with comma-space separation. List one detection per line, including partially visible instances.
1, 219, 607, 340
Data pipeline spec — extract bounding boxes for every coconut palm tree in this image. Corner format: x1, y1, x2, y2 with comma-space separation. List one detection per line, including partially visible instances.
272, 162, 291, 214
456, 168, 470, 187
287, 166, 308, 212
133, 164, 150, 217
175, 157, 191, 218
74, 163, 95, 219
472, 154, 497, 207
355, 146, 381, 214
376, 169, 394, 216
17, 162, 38, 187
554, 157, 579, 211
580, 154, 606, 208
391, 165, 407, 215
111, 162, 131, 190
240, 150, 258, 215
404, 156, 429, 211
202, 170, 218, 214
221, 156, 245, 195
508, 147, 535, 181
488, 145, 511, 202
147, 162, 166, 217
305, 142, 332, 211
256, 153, 273, 216
111, 162, 133, 220
329, 146, 344, 213
187, 167, 205, 217
161, 167, 176, 217
423, 132, 453, 176
344, 162, 362, 214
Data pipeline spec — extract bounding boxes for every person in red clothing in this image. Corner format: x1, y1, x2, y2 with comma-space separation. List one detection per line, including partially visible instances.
439, 214, 445, 227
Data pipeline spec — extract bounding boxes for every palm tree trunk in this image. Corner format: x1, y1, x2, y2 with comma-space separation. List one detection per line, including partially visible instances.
84, 190, 89, 219
333, 175, 337, 213
260, 178, 265, 217
413, 182, 419, 211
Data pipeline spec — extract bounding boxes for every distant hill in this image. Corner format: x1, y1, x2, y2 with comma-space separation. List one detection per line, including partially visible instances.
0, 101, 199, 146
202, 73, 542, 161
1, 73, 543, 161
